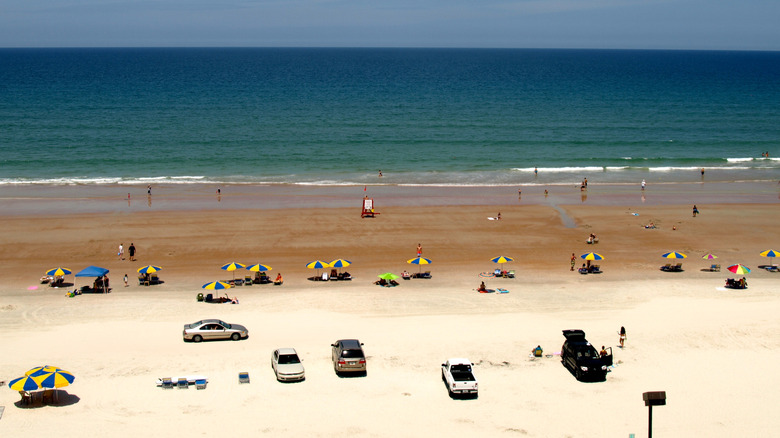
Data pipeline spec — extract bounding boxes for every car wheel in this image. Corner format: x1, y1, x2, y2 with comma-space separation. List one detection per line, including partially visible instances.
231, 333, 240, 341
193, 335, 203, 343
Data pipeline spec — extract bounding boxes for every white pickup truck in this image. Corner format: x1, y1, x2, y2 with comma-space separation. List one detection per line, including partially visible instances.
441, 358, 478, 397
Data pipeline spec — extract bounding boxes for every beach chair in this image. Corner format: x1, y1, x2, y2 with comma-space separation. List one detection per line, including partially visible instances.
672, 263, 683, 272
321, 272, 329, 281
507, 270, 515, 278
176, 378, 188, 389
161, 377, 173, 389
233, 278, 243, 286
330, 269, 339, 281
421, 271, 432, 279
138, 275, 145, 285
151, 274, 159, 284
660, 264, 671, 271
591, 265, 601, 273
244, 275, 253, 286
196, 379, 207, 390
197, 293, 204, 302
710, 264, 721, 272
238, 372, 250, 384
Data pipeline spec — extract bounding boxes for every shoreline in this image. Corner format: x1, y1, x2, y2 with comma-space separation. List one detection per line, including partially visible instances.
0, 180, 776, 216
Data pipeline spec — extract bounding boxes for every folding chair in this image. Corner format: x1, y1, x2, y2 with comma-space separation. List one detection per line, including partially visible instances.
177, 378, 188, 389
238, 372, 250, 384
161, 377, 173, 389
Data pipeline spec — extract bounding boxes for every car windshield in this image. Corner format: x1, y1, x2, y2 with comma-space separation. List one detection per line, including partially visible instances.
451, 364, 472, 374
341, 349, 363, 358
278, 354, 300, 364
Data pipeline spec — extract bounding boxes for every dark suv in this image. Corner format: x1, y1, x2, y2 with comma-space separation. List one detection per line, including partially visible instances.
331, 339, 366, 375
561, 329, 612, 381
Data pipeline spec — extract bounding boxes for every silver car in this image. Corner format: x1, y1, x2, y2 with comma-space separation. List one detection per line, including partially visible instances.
183, 319, 248, 342
271, 348, 305, 382
331, 339, 366, 375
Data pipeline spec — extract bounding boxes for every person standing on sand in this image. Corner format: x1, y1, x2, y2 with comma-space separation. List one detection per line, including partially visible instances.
417, 243, 422, 257
619, 326, 626, 348
124, 274, 128, 287
118, 243, 124, 260
128, 243, 136, 261
641, 179, 646, 190
570, 253, 576, 271
693, 205, 699, 217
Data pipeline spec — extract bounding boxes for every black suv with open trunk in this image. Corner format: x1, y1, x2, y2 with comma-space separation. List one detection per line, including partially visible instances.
561, 329, 612, 381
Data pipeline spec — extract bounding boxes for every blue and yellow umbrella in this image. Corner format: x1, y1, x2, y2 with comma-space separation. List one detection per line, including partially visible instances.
45, 267, 72, 277
9, 375, 41, 392
580, 253, 604, 261
329, 259, 352, 268
306, 260, 330, 277
246, 263, 272, 272
221, 262, 245, 271
306, 260, 330, 270
31, 368, 75, 389
407, 257, 432, 273
202, 281, 232, 290
760, 249, 778, 266
490, 256, 514, 264
137, 265, 162, 274
661, 252, 687, 259
221, 262, 245, 280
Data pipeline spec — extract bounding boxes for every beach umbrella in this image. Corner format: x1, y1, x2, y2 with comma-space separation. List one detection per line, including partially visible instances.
137, 265, 162, 274
75, 265, 110, 293
306, 260, 330, 277
8, 375, 40, 392
202, 281, 232, 290
31, 369, 75, 389
378, 273, 399, 281
661, 252, 687, 259
246, 263, 272, 272
45, 267, 72, 276
490, 256, 514, 264
580, 253, 604, 261
25, 365, 63, 376
701, 253, 718, 260
727, 264, 751, 275
329, 259, 351, 268
221, 262, 245, 280
760, 249, 778, 266
407, 256, 432, 273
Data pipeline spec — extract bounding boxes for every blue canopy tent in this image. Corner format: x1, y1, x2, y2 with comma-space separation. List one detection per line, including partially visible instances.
75, 265, 110, 293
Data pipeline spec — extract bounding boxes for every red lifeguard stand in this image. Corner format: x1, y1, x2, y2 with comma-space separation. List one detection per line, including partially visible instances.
361, 197, 379, 218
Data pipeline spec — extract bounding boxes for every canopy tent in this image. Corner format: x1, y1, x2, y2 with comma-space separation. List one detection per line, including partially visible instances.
75, 266, 109, 277
75, 265, 110, 293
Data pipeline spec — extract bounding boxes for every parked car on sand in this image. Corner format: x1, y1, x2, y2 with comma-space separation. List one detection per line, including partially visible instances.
331, 339, 366, 375
441, 358, 478, 397
271, 348, 305, 382
182, 319, 248, 342
561, 329, 612, 381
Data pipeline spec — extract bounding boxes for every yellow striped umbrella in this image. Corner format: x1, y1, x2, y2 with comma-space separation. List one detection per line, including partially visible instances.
202, 281, 232, 290
45, 267, 72, 276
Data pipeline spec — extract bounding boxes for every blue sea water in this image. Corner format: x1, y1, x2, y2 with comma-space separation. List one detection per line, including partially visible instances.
0, 48, 778, 187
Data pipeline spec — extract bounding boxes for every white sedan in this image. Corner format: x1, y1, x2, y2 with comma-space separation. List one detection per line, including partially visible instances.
271, 348, 305, 382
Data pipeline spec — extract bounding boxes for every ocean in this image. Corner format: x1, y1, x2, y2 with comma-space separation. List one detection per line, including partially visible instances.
1, 48, 778, 187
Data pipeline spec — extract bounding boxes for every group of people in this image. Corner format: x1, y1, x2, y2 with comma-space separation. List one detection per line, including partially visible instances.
586, 233, 599, 244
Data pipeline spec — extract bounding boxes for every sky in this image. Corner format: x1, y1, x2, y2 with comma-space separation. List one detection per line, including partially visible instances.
1, 0, 778, 50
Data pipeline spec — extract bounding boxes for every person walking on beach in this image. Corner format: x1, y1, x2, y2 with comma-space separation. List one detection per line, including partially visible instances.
124, 274, 128, 287
641, 179, 646, 190
416, 243, 422, 257
570, 253, 576, 271
118, 243, 124, 260
692, 205, 699, 217
619, 326, 626, 348
128, 243, 136, 261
